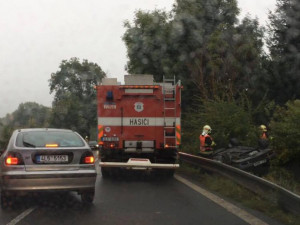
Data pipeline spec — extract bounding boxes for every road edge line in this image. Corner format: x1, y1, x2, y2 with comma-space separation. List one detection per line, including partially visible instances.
6, 207, 36, 225
174, 174, 269, 225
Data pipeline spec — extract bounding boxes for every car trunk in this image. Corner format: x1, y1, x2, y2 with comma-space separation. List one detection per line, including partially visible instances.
20, 148, 88, 171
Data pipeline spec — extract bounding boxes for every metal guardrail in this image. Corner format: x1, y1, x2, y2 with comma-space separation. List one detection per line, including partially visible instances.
178, 152, 300, 216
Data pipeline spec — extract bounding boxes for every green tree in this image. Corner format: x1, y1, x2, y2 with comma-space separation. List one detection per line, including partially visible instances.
170, 0, 240, 94
10, 102, 51, 128
183, 98, 258, 153
0, 102, 51, 148
123, 0, 270, 152
123, 9, 173, 81
123, 0, 266, 105
0, 125, 14, 149
172, 2, 266, 101
267, 0, 300, 104
270, 99, 300, 164
49, 58, 106, 138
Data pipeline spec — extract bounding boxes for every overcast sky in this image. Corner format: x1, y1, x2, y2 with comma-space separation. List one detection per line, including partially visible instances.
0, 0, 276, 117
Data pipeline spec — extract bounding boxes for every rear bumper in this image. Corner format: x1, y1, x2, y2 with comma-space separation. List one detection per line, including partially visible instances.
0, 170, 97, 192
100, 148, 178, 160
100, 158, 179, 169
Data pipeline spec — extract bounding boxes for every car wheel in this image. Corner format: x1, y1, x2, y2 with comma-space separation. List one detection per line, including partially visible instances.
1, 192, 14, 209
81, 190, 95, 204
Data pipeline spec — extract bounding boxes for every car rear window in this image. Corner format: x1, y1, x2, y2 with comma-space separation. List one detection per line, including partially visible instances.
16, 131, 85, 148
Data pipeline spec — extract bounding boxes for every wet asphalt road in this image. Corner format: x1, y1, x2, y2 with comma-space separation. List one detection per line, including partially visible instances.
0, 167, 253, 225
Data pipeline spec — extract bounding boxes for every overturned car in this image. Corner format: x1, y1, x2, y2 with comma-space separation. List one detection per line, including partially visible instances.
199, 139, 275, 176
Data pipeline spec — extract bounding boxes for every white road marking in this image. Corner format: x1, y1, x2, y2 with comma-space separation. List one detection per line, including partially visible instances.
6, 207, 36, 225
174, 175, 269, 225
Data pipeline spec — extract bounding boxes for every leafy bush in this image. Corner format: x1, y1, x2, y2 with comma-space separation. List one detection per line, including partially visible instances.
182, 99, 258, 153
270, 100, 300, 164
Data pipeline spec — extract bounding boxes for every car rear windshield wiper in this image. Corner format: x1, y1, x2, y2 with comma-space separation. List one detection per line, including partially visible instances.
23, 141, 36, 148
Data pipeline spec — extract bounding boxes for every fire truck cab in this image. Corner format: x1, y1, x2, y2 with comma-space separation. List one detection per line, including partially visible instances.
97, 75, 181, 177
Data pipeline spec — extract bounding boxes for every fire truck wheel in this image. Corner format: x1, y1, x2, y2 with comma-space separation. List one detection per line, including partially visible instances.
164, 169, 175, 178
152, 169, 174, 178
101, 167, 110, 178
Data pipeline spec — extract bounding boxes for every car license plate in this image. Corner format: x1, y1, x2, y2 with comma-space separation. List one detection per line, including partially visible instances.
36, 155, 68, 163
101, 137, 119, 141
253, 159, 267, 167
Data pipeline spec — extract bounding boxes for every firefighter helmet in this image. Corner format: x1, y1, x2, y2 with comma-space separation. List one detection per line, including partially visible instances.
260, 125, 267, 132
203, 125, 212, 134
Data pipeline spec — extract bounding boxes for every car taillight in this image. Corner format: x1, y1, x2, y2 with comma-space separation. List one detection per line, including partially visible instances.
5, 156, 19, 165
84, 156, 95, 164
80, 152, 95, 164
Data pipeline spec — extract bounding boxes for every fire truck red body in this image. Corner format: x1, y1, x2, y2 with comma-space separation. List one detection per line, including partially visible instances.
96, 75, 181, 177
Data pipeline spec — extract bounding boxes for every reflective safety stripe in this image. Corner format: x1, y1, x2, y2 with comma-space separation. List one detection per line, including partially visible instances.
98, 117, 180, 126
120, 85, 159, 89
98, 125, 104, 144
176, 125, 181, 145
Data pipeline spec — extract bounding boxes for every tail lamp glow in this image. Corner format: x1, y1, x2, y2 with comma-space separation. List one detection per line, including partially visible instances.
84, 156, 95, 164
5, 156, 19, 165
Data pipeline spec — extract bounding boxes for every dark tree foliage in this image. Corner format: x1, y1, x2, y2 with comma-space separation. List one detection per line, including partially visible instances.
49, 58, 106, 138
172, 0, 268, 102
270, 100, 300, 164
183, 98, 258, 152
123, 0, 266, 108
122, 0, 272, 153
0, 125, 14, 149
123, 9, 173, 81
268, 0, 300, 104
0, 102, 51, 148
123, 0, 300, 165
7, 102, 51, 128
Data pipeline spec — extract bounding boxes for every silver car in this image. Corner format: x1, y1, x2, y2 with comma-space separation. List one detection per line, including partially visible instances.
0, 128, 97, 208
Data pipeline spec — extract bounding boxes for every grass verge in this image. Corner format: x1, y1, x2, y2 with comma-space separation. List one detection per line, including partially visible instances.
177, 163, 300, 225
263, 165, 300, 196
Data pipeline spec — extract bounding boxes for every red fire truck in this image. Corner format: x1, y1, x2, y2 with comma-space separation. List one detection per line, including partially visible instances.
97, 75, 181, 177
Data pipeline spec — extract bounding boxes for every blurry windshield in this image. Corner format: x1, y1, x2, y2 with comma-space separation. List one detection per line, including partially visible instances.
16, 131, 85, 148
0, 1, 299, 225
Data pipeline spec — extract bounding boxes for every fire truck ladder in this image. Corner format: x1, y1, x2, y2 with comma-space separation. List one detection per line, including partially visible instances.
163, 76, 177, 148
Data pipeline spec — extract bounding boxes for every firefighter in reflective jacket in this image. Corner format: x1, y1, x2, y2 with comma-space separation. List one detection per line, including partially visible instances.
258, 124, 270, 149
259, 125, 268, 139
199, 125, 215, 152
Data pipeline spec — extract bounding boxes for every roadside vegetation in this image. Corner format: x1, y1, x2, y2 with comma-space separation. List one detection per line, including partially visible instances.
121, 0, 300, 169
178, 163, 300, 225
